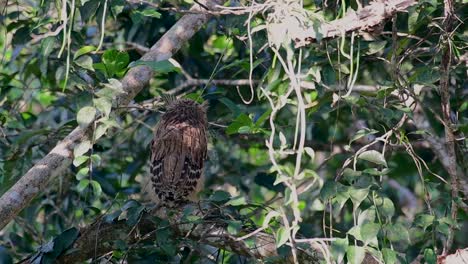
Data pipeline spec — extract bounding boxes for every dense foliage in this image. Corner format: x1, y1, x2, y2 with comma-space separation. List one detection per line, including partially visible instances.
0, 0, 466, 263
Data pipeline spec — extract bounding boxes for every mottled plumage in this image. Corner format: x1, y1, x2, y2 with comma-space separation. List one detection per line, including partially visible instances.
148, 98, 208, 207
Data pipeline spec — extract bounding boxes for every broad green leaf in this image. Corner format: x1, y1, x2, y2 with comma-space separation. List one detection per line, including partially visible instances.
374, 196, 395, 220
346, 245, 365, 264
219, 97, 241, 116
331, 237, 348, 264
276, 227, 289, 248
414, 214, 434, 231
90, 180, 102, 196
347, 226, 362, 241
139, 9, 161, 18
366, 41, 387, 55
350, 129, 379, 144
424, 248, 436, 264
382, 248, 397, 264
348, 187, 369, 209
238, 126, 251, 134
386, 223, 410, 242
210, 190, 231, 202
73, 140, 92, 158
102, 49, 129, 77
94, 123, 109, 140
77, 106, 96, 127
262, 211, 280, 228
74, 45, 96, 60
75, 55, 94, 71
73, 156, 89, 167
93, 97, 112, 116
77, 179, 90, 192
304, 147, 315, 161
358, 150, 387, 167
360, 222, 380, 245
227, 220, 242, 235
96, 79, 125, 99
76, 167, 89, 180
358, 207, 376, 225
90, 154, 101, 166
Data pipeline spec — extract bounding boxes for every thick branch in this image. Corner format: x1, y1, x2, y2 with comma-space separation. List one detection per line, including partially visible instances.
294, 0, 416, 47
0, 0, 221, 231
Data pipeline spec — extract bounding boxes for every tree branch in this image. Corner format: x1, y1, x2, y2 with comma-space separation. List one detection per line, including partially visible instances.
293, 0, 416, 47
0, 0, 222, 231
19, 208, 304, 263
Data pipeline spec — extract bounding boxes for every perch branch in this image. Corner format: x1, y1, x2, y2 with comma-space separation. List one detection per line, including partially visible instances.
0, 0, 222, 231
19, 210, 299, 263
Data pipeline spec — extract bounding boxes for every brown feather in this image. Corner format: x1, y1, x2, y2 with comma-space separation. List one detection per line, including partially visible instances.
149, 98, 208, 206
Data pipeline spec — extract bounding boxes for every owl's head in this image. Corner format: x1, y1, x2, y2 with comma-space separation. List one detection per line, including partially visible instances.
163, 98, 207, 126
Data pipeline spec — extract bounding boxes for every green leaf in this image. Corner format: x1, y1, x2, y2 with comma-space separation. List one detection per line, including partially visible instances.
90, 180, 102, 196
262, 211, 280, 228
49, 228, 79, 257
75, 55, 94, 71
76, 167, 89, 180
226, 113, 254, 135
366, 41, 387, 55
358, 150, 387, 167
129, 60, 180, 74
320, 181, 338, 200
76, 106, 96, 127
414, 214, 434, 231
126, 205, 145, 226
382, 248, 397, 264
346, 245, 365, 264
219, 97, 241, 116
331, 238, 348, 263
227, 220, 242, 235
386, 223, 410, 242
94, 123, 109, 140
424, 248, 436, 264
238, 126, 251, 134
358, 207, 376, 225
90, 154, 101, 166
347, 226, 362, 241
374, 196, 395, 220
102, 49, 129, 77
96, 79, 125, 99
350, 129, 379, 144
74, 45, 96, 60
276, 227, 289, 248
73, 140, 92, 158
73, 155, 89, 167
254, 109, 272, 127
93, 97, 112, 116
210, 190, 231, 203
77, 179, 90, 192
360, 223, 380, 245
348, 187, 369, 209
304, 147, 315, 161
139, 9, 161, 18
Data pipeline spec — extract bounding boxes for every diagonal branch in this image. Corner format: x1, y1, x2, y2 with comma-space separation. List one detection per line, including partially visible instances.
0, 0, 222, 231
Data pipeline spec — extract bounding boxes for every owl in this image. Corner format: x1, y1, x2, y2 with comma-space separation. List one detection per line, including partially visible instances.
148, 98, 208, 207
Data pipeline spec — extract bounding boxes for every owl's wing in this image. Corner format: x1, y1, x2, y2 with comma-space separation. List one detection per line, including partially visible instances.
176, 126, 207, 200
150, 126, 183, 196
